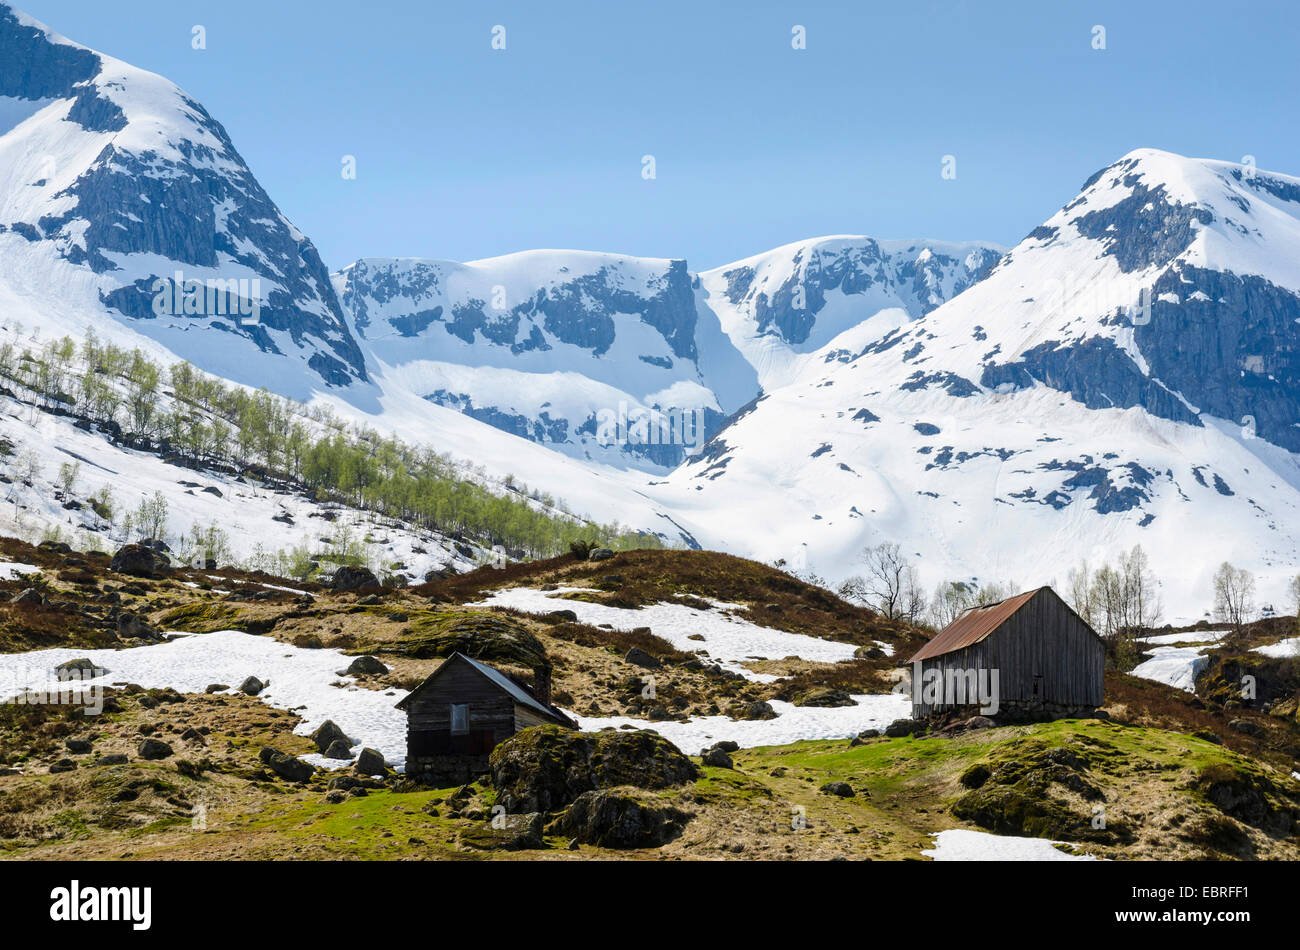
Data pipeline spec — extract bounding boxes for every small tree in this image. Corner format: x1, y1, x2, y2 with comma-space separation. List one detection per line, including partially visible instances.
133, 491, 169, 543
56, 460, 80, 497
839, 542, 922, 620
1212, 562, 1256, 637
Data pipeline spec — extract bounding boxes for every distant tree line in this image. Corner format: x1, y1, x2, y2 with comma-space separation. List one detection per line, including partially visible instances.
0, 326, 662, 560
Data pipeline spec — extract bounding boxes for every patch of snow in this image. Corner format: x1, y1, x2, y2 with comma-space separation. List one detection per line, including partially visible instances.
0, 562, 40, 581
0, 631, 412, 770
1130, 643, 1219, 692
1254, 636, 1300, 658
1139, 630, 1230, 646
470, 586, 859, 680
577, 693, 910, 752
922, 829, 1100, 861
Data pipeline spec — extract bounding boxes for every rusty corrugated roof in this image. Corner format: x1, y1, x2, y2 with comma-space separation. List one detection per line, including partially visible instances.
908, 587, 1044, 662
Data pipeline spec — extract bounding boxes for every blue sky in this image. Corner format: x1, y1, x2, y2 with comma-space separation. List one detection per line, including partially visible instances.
19, 0, 1298, 271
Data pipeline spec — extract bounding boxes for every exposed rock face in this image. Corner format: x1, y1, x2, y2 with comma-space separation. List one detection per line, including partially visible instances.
0, 6, 368, 393
334, 255, 725, 470
490, 726, 697, 814
716, 238, 1001, 347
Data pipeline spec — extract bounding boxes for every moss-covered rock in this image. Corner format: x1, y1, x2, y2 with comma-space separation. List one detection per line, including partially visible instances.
399, 611, 548, 667
156, 602, 245, 634
456, 812, 546, 851
950, 738, 1124, 844
1194, 763, 1298, 836
490, 725, 697, 814
795, 688, 855, 708
555, 789, 691, 848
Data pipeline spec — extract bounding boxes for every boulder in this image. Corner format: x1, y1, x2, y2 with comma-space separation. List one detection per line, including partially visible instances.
137, 738, 174, 761
64, 737, 93, 754
342, 655, 388, 676
258, 747, 316, 783
55, 658, 106, 681
885, 717, 927, 738
490, 726, 697, 815
323, 739, 353, 760
736, 700, 777, 721
49, 758, 78, 774
332, 566, 380, 592
624, 647, 661, 669
556, 790, 691, 848
310, 719, 354, 753
854, 645, 887, 660
95, 754, 129, 766
110, 543, 167, 578
820, 781, 855, 798
1228, 718, 1261, 736
116, 612, 161, 641
796, 688, 856, 708
587, 548, 615, 562
354, 747, 388, 776
238, 676, 265, 696
10, 588, 43, 606
701, 747, 734, 769
401, 612, 549, 668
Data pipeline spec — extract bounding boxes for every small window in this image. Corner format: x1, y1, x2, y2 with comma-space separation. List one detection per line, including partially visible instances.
450, 703, 469, 735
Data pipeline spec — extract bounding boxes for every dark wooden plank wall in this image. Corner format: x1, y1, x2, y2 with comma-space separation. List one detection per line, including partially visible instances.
913, 589, 1103, 715
405, 660, 515, 735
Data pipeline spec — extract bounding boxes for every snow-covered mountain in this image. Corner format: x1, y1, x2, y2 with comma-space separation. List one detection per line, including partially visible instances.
698, 236, 1002, 391
0, 2, 693, 552
0, 2, 366, 397
650, 149, 1300, 619
334, 252, 751, 471
3, 1, 1299, 621
334, 238, 1001, 470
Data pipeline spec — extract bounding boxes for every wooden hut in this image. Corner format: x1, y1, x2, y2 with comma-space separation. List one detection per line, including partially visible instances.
396, 652, 576, 785
906, 586, 1103, 720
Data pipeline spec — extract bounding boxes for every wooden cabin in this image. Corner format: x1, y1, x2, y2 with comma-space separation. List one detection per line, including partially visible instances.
907, 586, 1104, 720
396, 652, 576, 785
